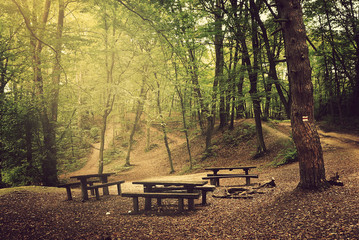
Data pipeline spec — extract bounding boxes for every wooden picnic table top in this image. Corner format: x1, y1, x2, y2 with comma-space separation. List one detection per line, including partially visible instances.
205, 166, 256, 171
70, 173, 114, 180
132, 180, 208, 187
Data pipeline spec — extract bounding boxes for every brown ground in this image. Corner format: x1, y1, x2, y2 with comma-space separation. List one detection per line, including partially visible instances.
1, 121, 359, 239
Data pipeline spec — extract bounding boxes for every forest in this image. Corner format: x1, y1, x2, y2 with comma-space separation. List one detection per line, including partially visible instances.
1, 0, 358, 188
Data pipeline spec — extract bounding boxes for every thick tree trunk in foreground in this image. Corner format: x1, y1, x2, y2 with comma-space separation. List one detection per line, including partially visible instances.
275, 0, 328, 190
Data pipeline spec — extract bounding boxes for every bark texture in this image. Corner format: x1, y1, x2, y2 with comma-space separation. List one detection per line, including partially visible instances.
275, 0, 328, 190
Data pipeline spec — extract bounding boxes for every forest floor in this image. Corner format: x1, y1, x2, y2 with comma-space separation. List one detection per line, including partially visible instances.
1, 120, 359, 239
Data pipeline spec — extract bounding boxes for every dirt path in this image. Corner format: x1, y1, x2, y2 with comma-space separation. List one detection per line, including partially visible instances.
110, 127, 188, 181
60, 124, 190, 182
275, 122, 359, 181
60, 125, 115, 179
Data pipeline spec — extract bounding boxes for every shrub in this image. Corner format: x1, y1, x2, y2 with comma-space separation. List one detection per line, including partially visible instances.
223, 123, 256, 147
273, 147, 298, 167
90, 127, 100, 140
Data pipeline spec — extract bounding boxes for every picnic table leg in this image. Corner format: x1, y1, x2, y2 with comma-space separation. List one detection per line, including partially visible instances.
246, 177, 250, 186
178, 198, 184, 212
188, 187, 195, 210
94, 188, 100, 200
88, 182, 95, 195
201, 191, 207, 205
215, 179, 220, 187
116, 183, 122, 195
212, 170, 220, 186
157, 198, 162, 206
133, 197, 139, 213
80, 179, 89, 201
144, 197, 152, 210
65, 186, 73, 200
100, 176, 110, 195
144, 186, 153, 210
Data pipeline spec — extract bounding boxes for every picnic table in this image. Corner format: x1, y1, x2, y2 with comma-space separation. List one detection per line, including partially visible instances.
70, 173, 114, 201
131, 180, 208, 210
203, 166, 257, 186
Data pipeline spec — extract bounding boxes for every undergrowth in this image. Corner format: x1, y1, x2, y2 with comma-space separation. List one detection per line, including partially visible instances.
222, 123, 256, 147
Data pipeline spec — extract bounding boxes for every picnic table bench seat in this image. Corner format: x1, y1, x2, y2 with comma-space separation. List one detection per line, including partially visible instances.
86, 180, 125, 200
57, 180, 100, 200
121, 192, 200, 213
203, 174, 258, 186
152, 185, 216, 205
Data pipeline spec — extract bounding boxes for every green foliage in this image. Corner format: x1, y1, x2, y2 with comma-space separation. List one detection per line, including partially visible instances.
103, 148, 123, 165
272, 144, 298, 167
223, 123, 256, 147
2, 164, 40, 187
0, 97, 42, 186
180, 163, 202, 174
90, 127, 100, 141
56, 126, 94, 174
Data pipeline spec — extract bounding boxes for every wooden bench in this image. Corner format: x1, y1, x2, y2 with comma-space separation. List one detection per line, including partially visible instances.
203, 174, 258, 186
121, 192, 200, 213
57, 180, 99, 200
86, 181, 125, 200
152, 185, 216, 205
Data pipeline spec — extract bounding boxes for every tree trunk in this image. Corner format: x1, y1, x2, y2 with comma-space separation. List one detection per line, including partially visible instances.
249, 0, 290, 119
50, 0, 64, 123
98, 96, 115, 174
156, 81, 175, 174
215, 0, 226, 129
275, 0, 328, 190
188, 48, 207, 134
174, 62, 193, 169
125, 78, 146, 166
240, 4, 266, 155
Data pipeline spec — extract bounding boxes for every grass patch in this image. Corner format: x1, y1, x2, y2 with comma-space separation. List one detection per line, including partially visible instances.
223, 123, 256, 147
179, 163, 202, 174
104, 148, 123, 165
112, 164, 134, 173
0, 186, 63, 196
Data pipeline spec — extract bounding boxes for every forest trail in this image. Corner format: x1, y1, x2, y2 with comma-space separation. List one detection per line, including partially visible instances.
59, 125, 115, 179
276, 122, 359, 181
60, 123, 189, 181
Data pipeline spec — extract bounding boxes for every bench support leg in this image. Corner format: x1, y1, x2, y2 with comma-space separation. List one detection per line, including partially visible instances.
116, 184, 122, 195
178, 198, 184, 212
157, 198, 162, 206
94, 188, 100, 200
201, 191, 207, 205
246, 177, 250, 186
88, 182, 95, 195
65, 187, 73, 201
145, 198, 152, 210
133, 197, 139, 214
188, 199, 194, 210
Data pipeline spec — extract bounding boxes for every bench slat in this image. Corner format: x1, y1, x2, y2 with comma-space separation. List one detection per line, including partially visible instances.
86, 180, 125, 189
203, 175, 259, 186
204, 174, 258, 178
121, 192, 200, 199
